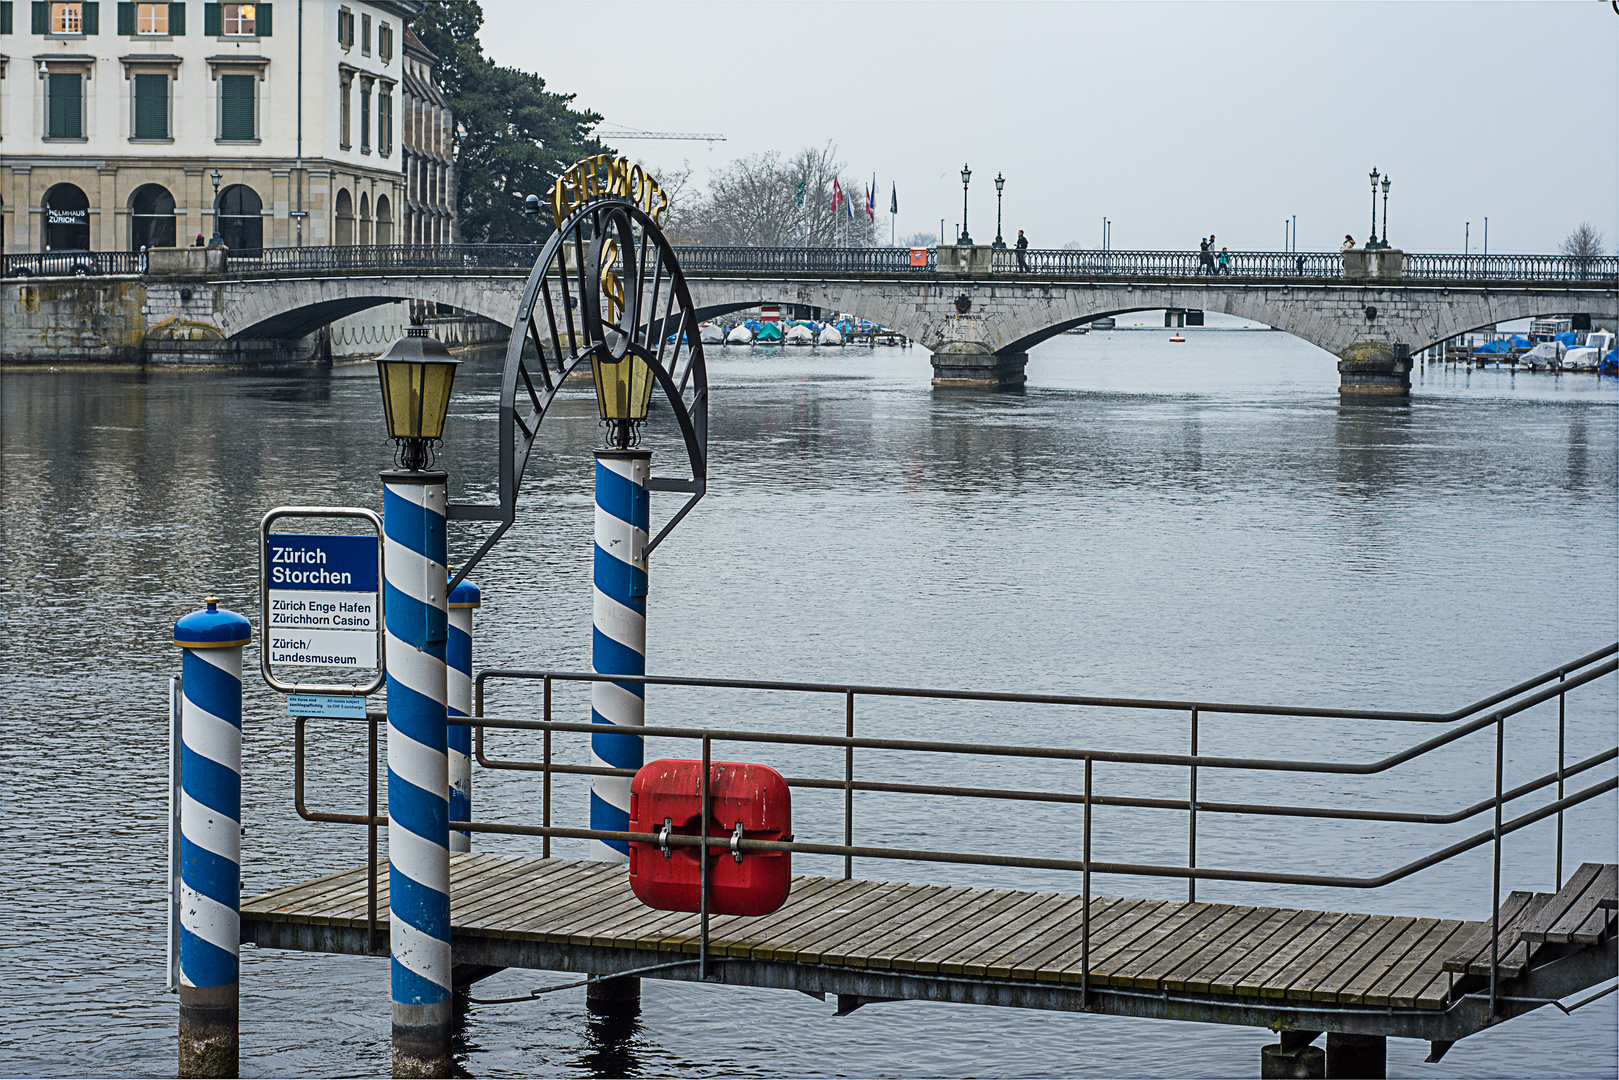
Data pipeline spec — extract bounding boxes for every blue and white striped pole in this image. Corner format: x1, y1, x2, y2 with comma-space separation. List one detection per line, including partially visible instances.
382, 470, 453, 1078
172, 596, 250, 1079
446, 575, 480, 852
588, 449, 650, 1010
590, 450, 651, 860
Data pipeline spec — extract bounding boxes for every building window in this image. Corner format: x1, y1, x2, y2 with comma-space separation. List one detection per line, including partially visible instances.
43, 183, 91, 250
359, 77, 371, 153
218, 72, 255, 140
135, 1, 166, 32
378, 22, 391, 62
130, 183, 177, 249
335, 188, 353, 245
339, 73, 351, 149
336, 5, 350, 48
375, 194, 392, 245
378, 86, 392, 157
221, 1, 252, 34
50, 1, 83, 32
359, 11, 368, 53
133, 71, 169, 138
46, 72, 85, 139
218, 183, 262, 250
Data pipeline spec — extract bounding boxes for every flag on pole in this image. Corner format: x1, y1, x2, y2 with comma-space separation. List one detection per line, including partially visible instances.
866, 176, 876, 221
846, 190, 856, 221
890, 182, 898, 216
795, 178, 807, 208
831, 178, 843, 214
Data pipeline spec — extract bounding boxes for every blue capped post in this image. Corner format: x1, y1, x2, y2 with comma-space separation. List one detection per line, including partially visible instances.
172, 595, 251, 1078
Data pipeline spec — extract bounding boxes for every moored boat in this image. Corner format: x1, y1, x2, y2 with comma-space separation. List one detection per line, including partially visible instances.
726, 324, 754, 345
818, 325, 843, 346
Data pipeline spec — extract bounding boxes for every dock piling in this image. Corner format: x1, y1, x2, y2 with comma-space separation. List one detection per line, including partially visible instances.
382, 471, 454, 1078
447, 574, 481, 853
172, 596, 251, 1079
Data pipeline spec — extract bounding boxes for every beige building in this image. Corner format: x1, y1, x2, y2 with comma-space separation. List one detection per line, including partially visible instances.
0, 0, 455, 253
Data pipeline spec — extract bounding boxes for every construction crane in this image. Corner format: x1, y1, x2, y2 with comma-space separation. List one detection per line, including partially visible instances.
596, 129, 726, 143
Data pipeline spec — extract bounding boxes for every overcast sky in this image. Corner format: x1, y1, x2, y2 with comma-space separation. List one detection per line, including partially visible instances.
482, 2, 1618, 254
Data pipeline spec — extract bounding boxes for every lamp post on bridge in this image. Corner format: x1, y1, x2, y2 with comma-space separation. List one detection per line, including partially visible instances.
957, 164, 973, 246
208, 169, 225, 248
992, 172, 1006, 250
1379, 175, 1391, 250
1366, 167, 1381, 249
373, 322, 462, 1078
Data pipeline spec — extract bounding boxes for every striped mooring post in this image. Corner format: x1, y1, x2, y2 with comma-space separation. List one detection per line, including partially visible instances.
382, 470, 453, 1078
446, 574, 480, 852
172, 596, 251, 1079
588, 449, 651, 1010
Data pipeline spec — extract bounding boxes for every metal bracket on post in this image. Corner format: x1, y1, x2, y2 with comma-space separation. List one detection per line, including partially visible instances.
731, 821, 745, 864
658, 818, 673, 858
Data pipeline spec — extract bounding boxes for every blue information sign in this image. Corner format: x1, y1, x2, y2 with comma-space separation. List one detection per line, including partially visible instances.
287, 694, 368, 719
266, 534, 379, 592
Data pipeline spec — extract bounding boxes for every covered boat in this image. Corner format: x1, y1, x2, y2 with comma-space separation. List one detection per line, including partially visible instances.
818, 325, 844, 346
784, 323, 815, 346
699, 322, 725, 344
726, 324, 754, 345
756, 322, 783, 344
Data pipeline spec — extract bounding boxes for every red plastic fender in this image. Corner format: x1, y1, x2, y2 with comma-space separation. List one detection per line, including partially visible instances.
628, 758, 792, 916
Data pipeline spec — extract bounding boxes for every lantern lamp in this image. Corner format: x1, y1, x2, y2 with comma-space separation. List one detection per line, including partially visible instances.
591, 345, 655, 448
375, 324, 461, 470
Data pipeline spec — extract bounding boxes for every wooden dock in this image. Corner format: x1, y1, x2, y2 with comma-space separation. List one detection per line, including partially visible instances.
243, 854, 1617, 1055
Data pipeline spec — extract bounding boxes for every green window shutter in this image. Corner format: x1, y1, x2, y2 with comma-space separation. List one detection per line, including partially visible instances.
1, 3, 14, 34
135, 72, 167, 137
82, 1, 97, 32
253, 0, 267, 34
116, 1, 131, 33
32, 0, 47, 33
202, 0, 217, 34
48, 73, 82, 138
220, 72, 254, 139
167, 1, 182, 32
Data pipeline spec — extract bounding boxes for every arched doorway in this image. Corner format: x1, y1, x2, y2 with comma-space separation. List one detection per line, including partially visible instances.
335, 189, 354, 245
375, 195, 393, 245
43, 183, 91, 251
218, 184, 263, 250
359, 192, 371, 245
130, 184, 177, 250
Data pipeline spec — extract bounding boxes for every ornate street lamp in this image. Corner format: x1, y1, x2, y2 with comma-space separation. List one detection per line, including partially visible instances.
590, 339, 655, 450
957, 164, 973, 247
993, 172, 1006, 250
1367, 167, 1380, 249
1379, 175, 1392, 250
375, 321, 461, 471
208, 169, 225, 248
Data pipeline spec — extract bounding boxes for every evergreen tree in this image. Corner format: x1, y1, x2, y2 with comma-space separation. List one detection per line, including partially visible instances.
413, 2, 610, 242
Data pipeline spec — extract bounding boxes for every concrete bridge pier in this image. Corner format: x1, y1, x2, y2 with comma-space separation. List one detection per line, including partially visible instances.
930, 342, 1027, 387
1337, 341, 1412, 397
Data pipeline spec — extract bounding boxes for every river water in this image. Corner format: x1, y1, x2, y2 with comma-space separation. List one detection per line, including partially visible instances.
2, 330, 1615, 1078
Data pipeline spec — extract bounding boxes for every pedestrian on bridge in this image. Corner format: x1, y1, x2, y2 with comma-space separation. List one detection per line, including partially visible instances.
1218, 247, 1230, 273
1198, 236, 1214, 274
1015, 230, 1028, 271
1341, 235, 1356, 253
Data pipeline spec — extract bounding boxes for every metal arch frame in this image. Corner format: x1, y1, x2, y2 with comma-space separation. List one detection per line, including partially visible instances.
445, 196, 708, 592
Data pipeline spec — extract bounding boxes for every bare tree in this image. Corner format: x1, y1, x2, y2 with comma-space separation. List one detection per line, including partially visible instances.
666, 143, 879, 247
1560, 222, 1605, 260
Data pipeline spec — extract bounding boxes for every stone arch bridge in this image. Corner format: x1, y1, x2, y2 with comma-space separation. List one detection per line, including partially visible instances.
5, 245, 1615, 394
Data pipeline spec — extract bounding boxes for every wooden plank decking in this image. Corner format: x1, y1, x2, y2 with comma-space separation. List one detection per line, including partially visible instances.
243, 853, 1481, 1011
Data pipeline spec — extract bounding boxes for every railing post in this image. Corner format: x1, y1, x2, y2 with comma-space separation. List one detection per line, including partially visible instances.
845, 691, 855, 881
1188, 707, 1198, 903
368, 712, 379, 955
699, 732, 712, 981
1491, 711, 1504, 1015
1082, 755, 1092, 1010
1556, 670, 1565, 888
543, 676, 552, 860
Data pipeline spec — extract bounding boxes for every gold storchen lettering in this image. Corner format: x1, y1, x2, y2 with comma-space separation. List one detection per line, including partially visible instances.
550, 154, 669, 230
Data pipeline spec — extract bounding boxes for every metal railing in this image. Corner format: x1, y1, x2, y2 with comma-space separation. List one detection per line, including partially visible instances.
293, 643, 1617, 1010
1, 250, 143, 277
8, 244, 1615, 284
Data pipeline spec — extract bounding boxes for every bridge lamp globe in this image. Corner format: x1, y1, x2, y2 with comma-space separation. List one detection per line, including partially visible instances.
591, 345, 655, 450
374, 326, 461, 471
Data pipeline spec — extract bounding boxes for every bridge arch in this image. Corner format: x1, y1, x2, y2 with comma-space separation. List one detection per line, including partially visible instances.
214, 276, 520, 340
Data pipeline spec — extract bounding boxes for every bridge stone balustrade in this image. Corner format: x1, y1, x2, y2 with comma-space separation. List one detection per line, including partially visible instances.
3, 249, 1614, 396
